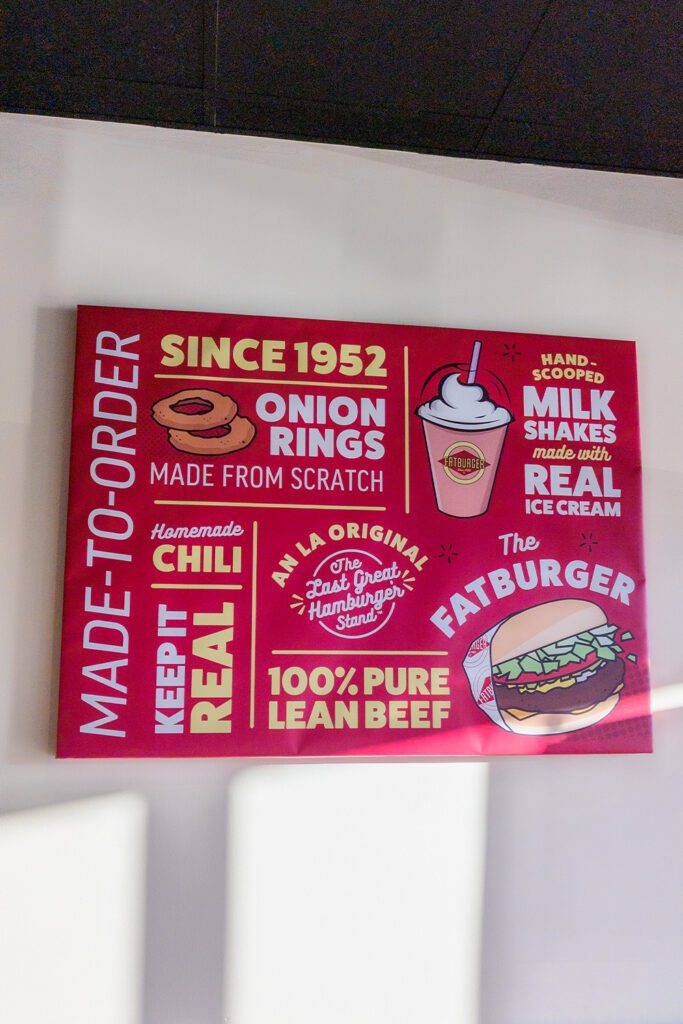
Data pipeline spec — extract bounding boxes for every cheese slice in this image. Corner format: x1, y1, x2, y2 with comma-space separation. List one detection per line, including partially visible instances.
506, 701, 602, 719
535, 674, 578, 693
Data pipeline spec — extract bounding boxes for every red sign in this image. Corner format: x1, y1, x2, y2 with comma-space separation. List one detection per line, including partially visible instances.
57, 307, 651, 756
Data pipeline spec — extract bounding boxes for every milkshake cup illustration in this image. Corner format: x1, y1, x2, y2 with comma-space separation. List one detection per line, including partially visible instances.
416, 341, 512, 518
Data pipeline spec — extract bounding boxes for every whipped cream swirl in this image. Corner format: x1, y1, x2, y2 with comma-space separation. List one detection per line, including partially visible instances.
417, 372, 511, 430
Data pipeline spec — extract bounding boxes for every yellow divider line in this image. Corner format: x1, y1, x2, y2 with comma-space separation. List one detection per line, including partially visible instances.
404, 346, 410, 514
250, 522, 258, 728
155, 500, 386, 511
154, 373, 387, 390
271, 650, 449, 656
151, 583, 243, 590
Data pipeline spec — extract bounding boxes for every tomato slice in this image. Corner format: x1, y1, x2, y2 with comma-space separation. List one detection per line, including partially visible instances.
496, 650, 599, 686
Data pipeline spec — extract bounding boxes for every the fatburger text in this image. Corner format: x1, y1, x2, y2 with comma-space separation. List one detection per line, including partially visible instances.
430, 559, 635, 638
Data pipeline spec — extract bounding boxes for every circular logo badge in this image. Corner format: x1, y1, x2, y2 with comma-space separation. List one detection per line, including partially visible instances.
440, 441, 488, 484
302, 547, 407, 639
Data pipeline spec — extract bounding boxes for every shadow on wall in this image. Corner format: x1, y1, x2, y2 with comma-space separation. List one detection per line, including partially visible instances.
479, 685, 683, 1024
0, 765, 490, 1024
0, 772, 232, 1024
1, 116, 76, 765
0, 693, 682, 1024
0, 792, 147, 1024
338, 145, 683, 237
4, 306, 76, 763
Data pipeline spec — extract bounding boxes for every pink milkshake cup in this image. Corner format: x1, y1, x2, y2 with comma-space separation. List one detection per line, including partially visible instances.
417, 346, 512, 518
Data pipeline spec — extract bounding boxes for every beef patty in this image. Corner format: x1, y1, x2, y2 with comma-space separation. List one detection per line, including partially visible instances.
494, 658, 625, 714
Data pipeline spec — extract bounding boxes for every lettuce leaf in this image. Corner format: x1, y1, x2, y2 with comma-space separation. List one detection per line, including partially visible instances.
493, 623, 623, 681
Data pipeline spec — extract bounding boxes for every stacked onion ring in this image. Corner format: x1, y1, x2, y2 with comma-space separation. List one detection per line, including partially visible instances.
151, 389, 255, 455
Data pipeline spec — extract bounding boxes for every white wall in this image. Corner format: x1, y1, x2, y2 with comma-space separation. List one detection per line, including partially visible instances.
1, 112, 682, 1024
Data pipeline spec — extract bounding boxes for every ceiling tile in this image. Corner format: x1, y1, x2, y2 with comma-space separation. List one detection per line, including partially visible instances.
494, 1, 683, 133
2, 0, 682, 176
4, 1, 206, 88
216, 93, 486, 152
215, 1, 549, 118
0, 74, 205, 127
478, 118, 683, 175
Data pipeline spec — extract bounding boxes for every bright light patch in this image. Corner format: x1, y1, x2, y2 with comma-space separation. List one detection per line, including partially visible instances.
0, 793, 147, 1024
225, 763, 488, 1024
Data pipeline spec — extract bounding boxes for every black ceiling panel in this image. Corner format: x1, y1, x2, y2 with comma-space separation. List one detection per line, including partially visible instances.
3, 0, 206, 87
0, 73, 205, 127
215, 1, 549, 118
215, 94, 485, 152
478, 118, 683, 176
478, 0, 683, 173
492, 2, 682, 133
1, 1, 682, 176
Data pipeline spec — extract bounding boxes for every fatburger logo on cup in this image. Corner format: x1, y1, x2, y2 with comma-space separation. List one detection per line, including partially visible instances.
440, 442, 489, 483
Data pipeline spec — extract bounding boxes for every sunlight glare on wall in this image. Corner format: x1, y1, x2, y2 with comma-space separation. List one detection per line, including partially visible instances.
0, 792, 147, 1024
225, 763, 488, 1024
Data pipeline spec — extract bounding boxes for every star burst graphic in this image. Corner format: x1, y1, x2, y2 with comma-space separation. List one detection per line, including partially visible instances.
438, 543, 457, 564
502, 342, 520, 363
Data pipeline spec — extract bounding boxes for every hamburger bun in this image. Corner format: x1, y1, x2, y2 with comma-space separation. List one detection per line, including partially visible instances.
488, 599, 622, 736
491, 599, 607, 665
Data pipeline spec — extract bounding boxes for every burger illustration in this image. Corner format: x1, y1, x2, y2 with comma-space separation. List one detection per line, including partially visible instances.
463, 599, 636, 735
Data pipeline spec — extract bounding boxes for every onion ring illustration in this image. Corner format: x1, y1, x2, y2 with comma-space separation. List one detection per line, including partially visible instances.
151, 389, 237, 431
168, 415, 256, 456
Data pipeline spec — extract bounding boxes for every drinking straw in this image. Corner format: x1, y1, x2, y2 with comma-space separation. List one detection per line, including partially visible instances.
467, 339, 482, 384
